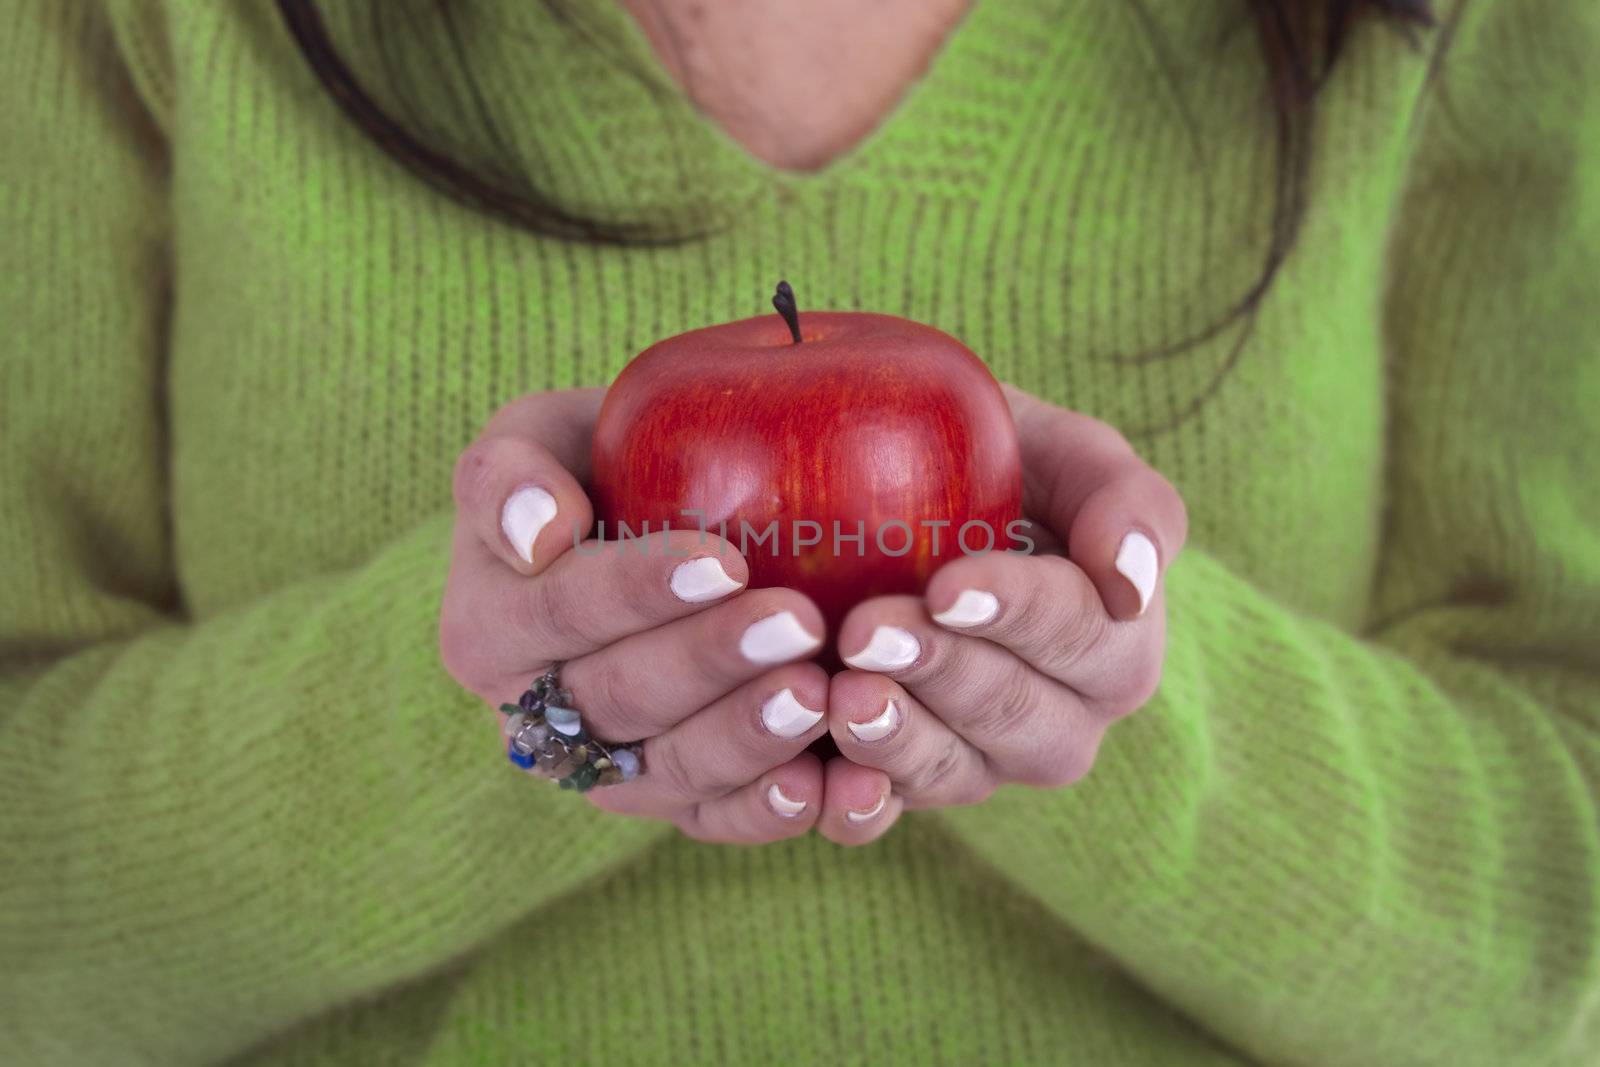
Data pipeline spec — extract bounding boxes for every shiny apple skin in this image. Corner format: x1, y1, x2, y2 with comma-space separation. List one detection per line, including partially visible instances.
591, 310, 1023, 653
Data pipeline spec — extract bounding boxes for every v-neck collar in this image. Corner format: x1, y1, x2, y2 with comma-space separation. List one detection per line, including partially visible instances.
477, 0, 1057, 235
587, 1, 989, 185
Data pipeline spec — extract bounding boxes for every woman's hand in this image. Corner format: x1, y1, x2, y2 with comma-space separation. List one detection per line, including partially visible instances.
439, 389, 834, 843
815, 384, 1188, 844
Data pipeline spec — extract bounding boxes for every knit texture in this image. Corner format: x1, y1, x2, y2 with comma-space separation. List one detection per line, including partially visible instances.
2, 1, 1597, 1064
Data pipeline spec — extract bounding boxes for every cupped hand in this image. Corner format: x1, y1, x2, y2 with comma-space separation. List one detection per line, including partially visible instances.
814, 384, 1189, 845
439, 389, 834, 843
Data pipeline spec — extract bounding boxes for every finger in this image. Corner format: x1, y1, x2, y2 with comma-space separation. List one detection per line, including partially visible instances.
1068, 470, 1186, 621
926, 551, 1105, 676
563, 587, 826, 743
586, 663, 829, 814
441, 527, 749, 699
816, 756, 900, 846
1002, 384, 1188, 621
454, 395, 601, 575
674, 752, 824, 844
837, 596, 1100, 788
515, 529, 750, 661
481, 387, 605, 477
827, 670, 995, 809
923, 550, 1163, 707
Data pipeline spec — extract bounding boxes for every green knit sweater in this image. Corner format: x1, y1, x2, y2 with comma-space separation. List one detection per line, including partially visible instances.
3, 0, 1597, 1063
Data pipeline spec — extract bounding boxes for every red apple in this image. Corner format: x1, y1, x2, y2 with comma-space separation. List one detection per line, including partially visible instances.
591, 283, 1023, 660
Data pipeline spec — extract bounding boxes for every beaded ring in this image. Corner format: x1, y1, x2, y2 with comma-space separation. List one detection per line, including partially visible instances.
500, 664, 645, 792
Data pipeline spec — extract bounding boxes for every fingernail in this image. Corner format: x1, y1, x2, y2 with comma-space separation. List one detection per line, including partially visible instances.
1115, 531, 1159, 616
761, 688, 823, 738
843, 625, 920, 672
501, 485, 558, 564
670, 556, 743, 603
739, 611, 822, 665
845, 793, 887, 825
932, 589, 998, 628
767, 783, 808, 818
846, 699, 901, 743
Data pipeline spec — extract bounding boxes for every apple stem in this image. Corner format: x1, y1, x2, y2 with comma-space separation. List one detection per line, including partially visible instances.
772, 280, 802, 344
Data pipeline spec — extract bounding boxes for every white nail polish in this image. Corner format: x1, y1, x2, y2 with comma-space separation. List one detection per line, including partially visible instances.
670, 556, 743, 603
845, 794, 887, 825
501, 485, 558, 564
739, 612, 821, 665
932, 590, 999, 628
767, 783, 808, 818
760, 688, 823, 738
1115, 531, 1159, 616
846, 699, 901, 743
843, 626, 920, 672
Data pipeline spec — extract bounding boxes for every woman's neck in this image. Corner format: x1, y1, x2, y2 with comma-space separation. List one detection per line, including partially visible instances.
619, 0, 972, 172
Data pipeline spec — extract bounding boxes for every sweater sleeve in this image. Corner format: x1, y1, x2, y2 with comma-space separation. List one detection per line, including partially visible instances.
0, 6, 666, 1064
936, 3, 1600, 1065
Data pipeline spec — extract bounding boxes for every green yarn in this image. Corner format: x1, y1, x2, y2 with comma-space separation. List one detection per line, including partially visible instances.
2, 1, 1597, 1064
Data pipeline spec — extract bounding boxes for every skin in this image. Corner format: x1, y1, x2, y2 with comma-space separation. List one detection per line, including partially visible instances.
438, 3, 1188, 844
619, 0, 973, 172
440, 386, 1186, 845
